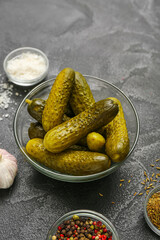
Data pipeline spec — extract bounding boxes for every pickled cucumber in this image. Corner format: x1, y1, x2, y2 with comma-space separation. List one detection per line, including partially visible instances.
70, 72, 95, 115
26, 98, 46, 124
87, 132, 105, 152
69, 72, 106, 143
28, 122, 46, 139
44, 98, 118, 153
26, 138, 111, 176
42, 68, 75, 132
105, 97, 129, 162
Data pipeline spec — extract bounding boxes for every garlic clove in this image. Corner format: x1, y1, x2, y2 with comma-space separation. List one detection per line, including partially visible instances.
0, 149, 18, 189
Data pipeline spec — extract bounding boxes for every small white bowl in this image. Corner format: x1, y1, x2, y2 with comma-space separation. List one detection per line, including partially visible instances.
3, 47, 49, 87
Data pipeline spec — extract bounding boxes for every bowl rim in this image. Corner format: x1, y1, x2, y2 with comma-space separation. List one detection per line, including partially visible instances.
46, 209, 120, 240
13, 75, 140, 182
144, 184, 160, 236
3, 47, 49, 86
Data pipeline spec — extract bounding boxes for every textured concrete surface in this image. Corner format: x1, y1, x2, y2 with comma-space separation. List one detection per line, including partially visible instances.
0, 0, 160, 239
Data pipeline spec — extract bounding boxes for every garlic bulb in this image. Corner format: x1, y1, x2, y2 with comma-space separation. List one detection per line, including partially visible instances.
0, 149, 18, 189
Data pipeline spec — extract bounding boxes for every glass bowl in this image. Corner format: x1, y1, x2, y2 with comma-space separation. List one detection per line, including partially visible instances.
3, 47, 49, 86
46, 210, 119, 240
13, 75, 139, 182
144, 185, 160, 236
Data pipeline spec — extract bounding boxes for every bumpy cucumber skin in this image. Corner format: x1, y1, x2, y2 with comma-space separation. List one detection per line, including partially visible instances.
87, 132, 105, 152
28, 122, 46, 139
70, 72, 95, 115
42, 68, 75, 132
69, 72, 105, 145
105, 97, 130, 162
26, 138, 111, 176
26, 98, 73, 123
26, 98, 46, 124
44, 99, 118, 153
62, 114, 71, 122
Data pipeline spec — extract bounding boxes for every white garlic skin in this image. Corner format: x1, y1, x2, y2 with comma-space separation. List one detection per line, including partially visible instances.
0, 149, 18, 189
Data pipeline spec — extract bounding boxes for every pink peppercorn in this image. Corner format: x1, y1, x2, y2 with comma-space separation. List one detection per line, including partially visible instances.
103, 228, 107, 233
58, 226, 62, 231
60, 234, 64, 237
101, 235, 107, 240
97, 221, 102, 226
92, 236, 96, 239
93, 221, 97, 225
94, 229, 98, 234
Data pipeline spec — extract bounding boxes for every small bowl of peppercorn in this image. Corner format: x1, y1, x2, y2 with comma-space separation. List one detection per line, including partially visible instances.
46, 210, 119, 240
144, 185, 160, 236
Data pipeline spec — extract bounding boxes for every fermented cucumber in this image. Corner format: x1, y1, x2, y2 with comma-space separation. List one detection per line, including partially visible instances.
69, 72, 106, 146
26, 98, 46, 124
44, 98, 118, 153
26, 138, 111, 176
87, 132, 105, 152
28, 122, 46, 139
105, 97, 129, 162
42, 68, 75, 132
70, 72, 95, 115
26, 98, 74, 123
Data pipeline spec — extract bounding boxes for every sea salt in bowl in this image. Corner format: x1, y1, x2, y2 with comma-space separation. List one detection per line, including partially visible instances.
3, 47, 49, 86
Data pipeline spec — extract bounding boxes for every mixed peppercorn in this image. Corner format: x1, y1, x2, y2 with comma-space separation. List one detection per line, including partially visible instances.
52, 215, 112, 240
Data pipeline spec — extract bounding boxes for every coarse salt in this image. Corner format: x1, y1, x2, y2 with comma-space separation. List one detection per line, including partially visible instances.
0, 83, 13, 109
6, 52, 47, 81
